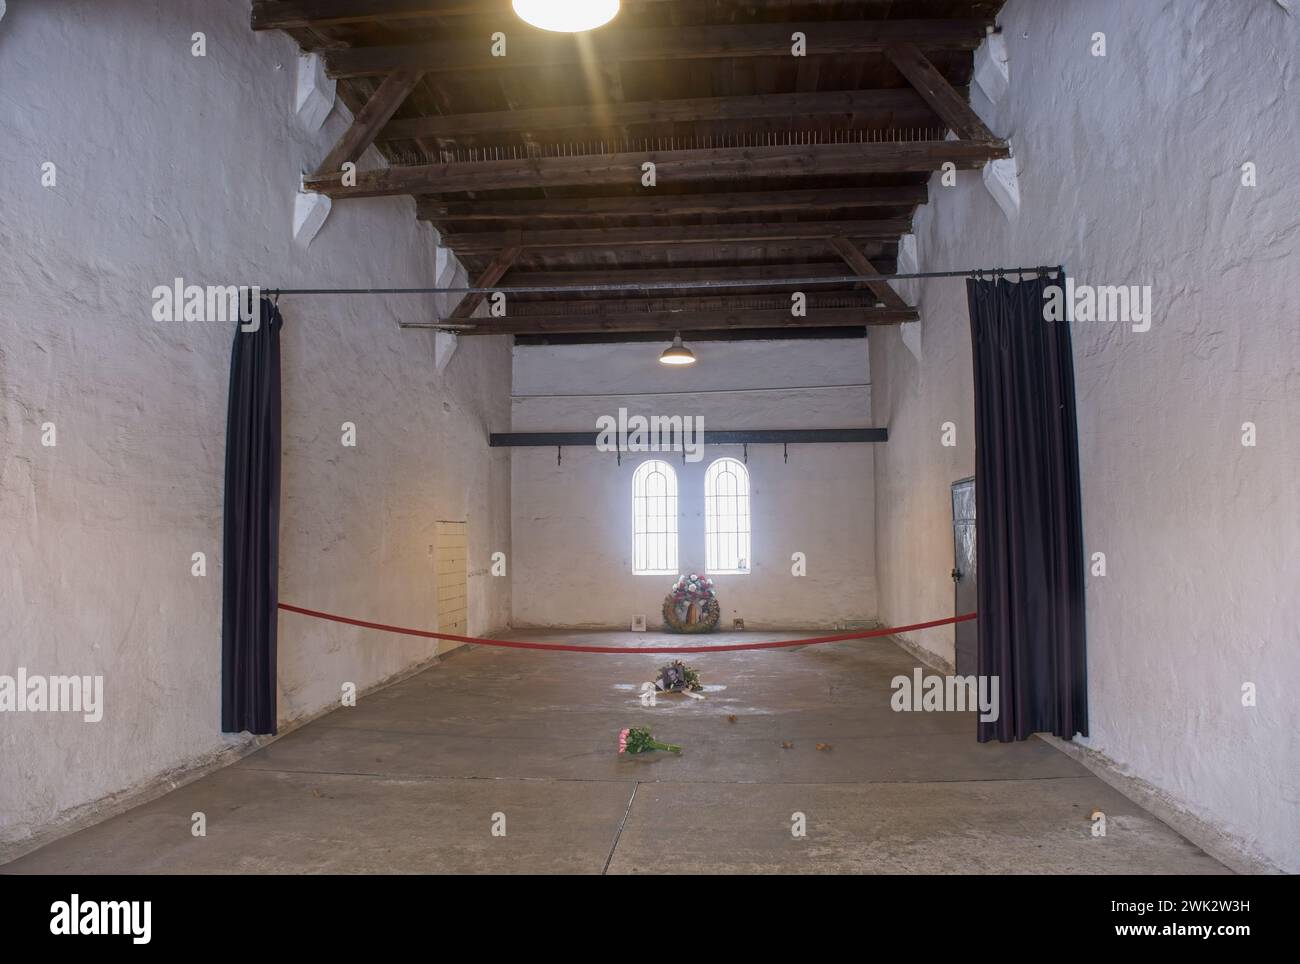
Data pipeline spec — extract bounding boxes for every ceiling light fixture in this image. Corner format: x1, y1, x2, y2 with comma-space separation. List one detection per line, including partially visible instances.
511, 0, 620, 33
659, 331, 696, 366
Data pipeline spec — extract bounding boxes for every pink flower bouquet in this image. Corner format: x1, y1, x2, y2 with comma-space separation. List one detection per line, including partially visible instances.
618, 726, 682, 754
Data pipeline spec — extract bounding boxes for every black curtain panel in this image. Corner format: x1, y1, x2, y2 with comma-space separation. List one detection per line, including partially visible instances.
221, 296, 283, 735
967, 273, 1088, 742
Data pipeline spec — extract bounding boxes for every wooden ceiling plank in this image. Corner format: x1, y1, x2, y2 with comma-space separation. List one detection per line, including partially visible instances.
323, 21, 994, 78
314, 67, 425, 175
251, 0, 483, 30
829, 236, 909, 309
417, 185, 927, 221
512, 327, 869, 346
254, 0, 898, 31
884, 41, 997, 142
450, 306, 918, 335
443, 219, 911, 253
305, 140, 1008, 197
500, 260, 892, 287
381, 89, 931, 141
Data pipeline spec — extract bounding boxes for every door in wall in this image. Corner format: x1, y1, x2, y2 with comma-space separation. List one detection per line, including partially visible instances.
951, 478, 977, 676
436, 520, 468, 638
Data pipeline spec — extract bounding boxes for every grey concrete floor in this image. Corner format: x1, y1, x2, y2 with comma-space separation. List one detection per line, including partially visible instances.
3, 631, 1229, 874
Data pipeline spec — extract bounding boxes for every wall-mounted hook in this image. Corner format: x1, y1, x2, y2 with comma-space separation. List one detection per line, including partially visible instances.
783, 443, 789, 464
557, 446, 562, 467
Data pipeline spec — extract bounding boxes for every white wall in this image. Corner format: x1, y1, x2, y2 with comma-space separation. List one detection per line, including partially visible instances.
871, 0, 1299, 870
511, 340, 878, 628
0, 0, 511, 848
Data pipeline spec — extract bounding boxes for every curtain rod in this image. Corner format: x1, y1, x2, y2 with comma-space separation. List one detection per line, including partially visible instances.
257, 266, 1063, 298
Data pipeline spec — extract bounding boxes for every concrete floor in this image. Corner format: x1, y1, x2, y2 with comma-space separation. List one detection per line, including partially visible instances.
3, 631, 1229, 874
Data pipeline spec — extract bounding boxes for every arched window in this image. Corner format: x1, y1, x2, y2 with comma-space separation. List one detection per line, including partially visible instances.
633, 459, 678, 574
705, 457, 750, 574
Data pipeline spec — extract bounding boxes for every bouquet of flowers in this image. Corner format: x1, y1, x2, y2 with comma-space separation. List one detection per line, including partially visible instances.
669, 573, 716, 604
618, 726, 682, 754
656, 659, 703, 693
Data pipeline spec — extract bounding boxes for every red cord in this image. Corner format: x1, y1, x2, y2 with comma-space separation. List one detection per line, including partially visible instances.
278, 602, 976, 654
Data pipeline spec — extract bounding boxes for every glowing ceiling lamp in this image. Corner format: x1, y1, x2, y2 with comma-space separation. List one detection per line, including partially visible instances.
511, 0, 620, 33
659, 332, 696, 366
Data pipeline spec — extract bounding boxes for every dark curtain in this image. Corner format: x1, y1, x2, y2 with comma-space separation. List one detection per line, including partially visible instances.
967, 273, 1087, 742
221, 296, 283, 734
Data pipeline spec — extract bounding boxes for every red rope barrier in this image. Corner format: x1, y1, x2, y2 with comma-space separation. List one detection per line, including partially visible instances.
277, 602, 976, 654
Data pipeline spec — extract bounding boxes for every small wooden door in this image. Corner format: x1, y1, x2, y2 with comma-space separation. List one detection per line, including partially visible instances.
951, 478, 977, 676
435, 520, 468, 637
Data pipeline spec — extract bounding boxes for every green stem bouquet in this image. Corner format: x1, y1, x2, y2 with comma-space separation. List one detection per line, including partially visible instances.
618, 726, 682, 754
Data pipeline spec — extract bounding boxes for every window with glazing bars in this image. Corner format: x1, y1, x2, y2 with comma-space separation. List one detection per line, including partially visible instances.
633, 459, 678, 574
705, 457, 750, 574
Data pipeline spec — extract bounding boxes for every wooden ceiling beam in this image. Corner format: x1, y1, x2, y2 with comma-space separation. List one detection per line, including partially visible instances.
251, 0, 482, 30
304, 140, 1007, 197
829, 236, 910, 310
504, 295, 893, 313
322, 21, 993, 78
314, 67, 425, 176
443, 219, 910, 254
499, 260, 889, 287
506, 239, 892, 266
449, 246, 521, 319
253, 0, 900, 31
512, 326, 868, 346
383, 89, 932, 141
448, 306, 917, 335
418, 186, 926, 222
884, 42, 999, 142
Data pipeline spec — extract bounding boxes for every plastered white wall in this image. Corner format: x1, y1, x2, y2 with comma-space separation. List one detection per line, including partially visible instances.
0, 1, 511, 846
511, 340, 878, 629
871, 0, 1299, 870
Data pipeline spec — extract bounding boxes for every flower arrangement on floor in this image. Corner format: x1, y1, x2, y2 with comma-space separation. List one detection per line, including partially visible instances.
662, 573, 721, 633
656, 659, 704, 693
618, 726, 682, 754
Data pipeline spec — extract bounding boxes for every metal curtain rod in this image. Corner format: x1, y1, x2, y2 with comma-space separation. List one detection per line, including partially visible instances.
256, 266, 1063, 298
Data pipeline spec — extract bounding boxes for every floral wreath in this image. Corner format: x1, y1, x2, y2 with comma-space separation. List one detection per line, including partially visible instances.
662, 573, 721, 633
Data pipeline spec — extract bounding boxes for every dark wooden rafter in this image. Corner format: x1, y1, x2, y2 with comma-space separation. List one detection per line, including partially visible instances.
449, 245, 521, 319
512, 326, 868, 346
321, 21, 993, 78
884, 42, 999, 142
382, 89, 932, 141
448, 306, 918, 335
251, 0, 480, 30
305, 140, 1008, 197
500, 260, 891, 288
829, 237, 910, 310
251, 0, 924, 31
444, 219, 910, 254
509, 239, 889, 266
417, 186, 927, 222
314, 67, 425, 175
